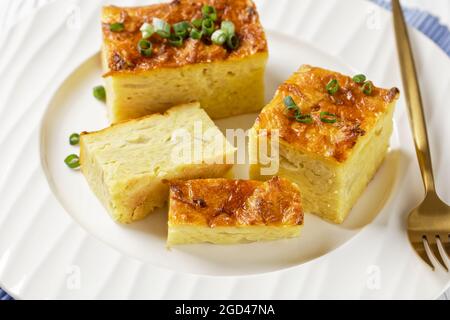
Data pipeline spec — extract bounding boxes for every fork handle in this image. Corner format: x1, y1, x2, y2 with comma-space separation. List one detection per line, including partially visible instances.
392, 0, 436, 193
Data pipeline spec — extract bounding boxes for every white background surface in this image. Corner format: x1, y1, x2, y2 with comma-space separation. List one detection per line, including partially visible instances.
0, 0, 449, 300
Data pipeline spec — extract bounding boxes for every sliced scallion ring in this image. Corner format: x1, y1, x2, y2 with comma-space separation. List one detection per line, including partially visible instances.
69, 133, 80, 145
361, 81, 374, 95
93, 85, 106, 101
202, 5, 217, 21
296, 114, 313, 124
190, 28, 202, 40
221, 20, 235, 36
137, 39, 153, 57
173, 21, 190, 38
320, 112, 338, 124
201, 18, 215, 36
211, 29, 227, 45
191, 18, 203, 29
64, 154, 80, 169
109, 22, 124, 32
226, 34, 240, 50
352, 74, 366, 84
168, 34, 184, 47
283, 96, 298, 110
140, 22, 154, 39
326, 79, 340, 95
153, 18, 171, 38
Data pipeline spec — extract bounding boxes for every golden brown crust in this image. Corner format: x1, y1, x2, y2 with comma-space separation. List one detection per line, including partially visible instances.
167, 177, 304, 227
255, 65, 400, 162
102, 0, 267, 74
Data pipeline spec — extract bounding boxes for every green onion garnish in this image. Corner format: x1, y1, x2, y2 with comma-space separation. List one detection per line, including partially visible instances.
283, 95, 313, 124
93, 85, 106, 101
140, 22, 154, 39
168, 34, 184, 47
69, 133, 80, 145
296, 114, 313, 124
362, 81, 374, 95
211, 29, 227, 45
153, 18, 171, 38
173, 21, 191, 38
137, 39, 153, 57
283, 96, 298, 110
190, 28, 203, 40
64, 154, 80, 169
202, 5, 217, 21
226, 34, 240, 50
201, 18, 215, 36
110, 22, 124, 32
191, 18, 203, 29
352, 74, 366, 84
326, 79, 340, 95
221, 21, 235, 36
320, 112, 338, 124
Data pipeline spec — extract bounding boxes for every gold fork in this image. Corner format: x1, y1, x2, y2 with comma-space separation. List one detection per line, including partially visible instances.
392, 0, 450, 271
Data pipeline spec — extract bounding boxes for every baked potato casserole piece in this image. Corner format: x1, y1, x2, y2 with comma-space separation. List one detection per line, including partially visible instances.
166, 177, 304, 246
80, 103, 235, 223
101, 0, 268, 123
249, 65, 400, 224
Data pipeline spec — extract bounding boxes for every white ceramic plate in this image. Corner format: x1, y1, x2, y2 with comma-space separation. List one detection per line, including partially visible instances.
0, 0, 449, 299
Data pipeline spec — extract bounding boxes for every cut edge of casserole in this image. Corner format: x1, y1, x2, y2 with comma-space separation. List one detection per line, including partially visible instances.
80, 102, 236, 224
166, 177, 304, 246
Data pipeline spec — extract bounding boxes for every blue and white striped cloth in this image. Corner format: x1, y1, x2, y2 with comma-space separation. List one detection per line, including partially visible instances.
0, 288, 12, 300
0, 0, 449, 301
371, 0, 450, 56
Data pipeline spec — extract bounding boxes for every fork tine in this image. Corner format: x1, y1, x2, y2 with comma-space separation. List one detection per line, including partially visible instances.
425, 235, 449, 272
438, 234, 450, 262
418, 237, 435, 271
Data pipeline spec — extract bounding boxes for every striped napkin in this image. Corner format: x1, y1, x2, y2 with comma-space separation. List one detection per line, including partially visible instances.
371, 0, 450, 56
0, 0, 449, 301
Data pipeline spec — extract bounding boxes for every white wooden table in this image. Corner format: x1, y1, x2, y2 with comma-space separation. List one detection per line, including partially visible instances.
0, 0, 449, 300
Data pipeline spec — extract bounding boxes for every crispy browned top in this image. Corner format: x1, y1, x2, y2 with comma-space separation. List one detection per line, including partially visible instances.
101, 0, 267, 74
255, 65, 400, 162
167, 177, 303, 227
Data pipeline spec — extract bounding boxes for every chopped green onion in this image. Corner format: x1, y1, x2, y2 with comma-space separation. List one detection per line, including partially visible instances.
221, 20, 235, 36
140, 22, 154, 39
69, 133, 80, 145
93, 85, 106, 101
64, 154, 80, 169
190, 28, 203, 40
320, 112, 338, 124
283, 96, 298, 110
326, 79, 339, 95
211, 29, 227, 45
168, 34, 184, 47
295, 114, 313, 124
352, 74, 366, 84
110, 22, 124, 32
202, 5, 217, 21
173, 21, 191, 38
201, 18, 215, 36
137, 39, 153, 57
283, 96, 312, 123
361, 81, 374, 95
153, 18, 171, 38
226, 34, 240, 50
191, 18, 203, 29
